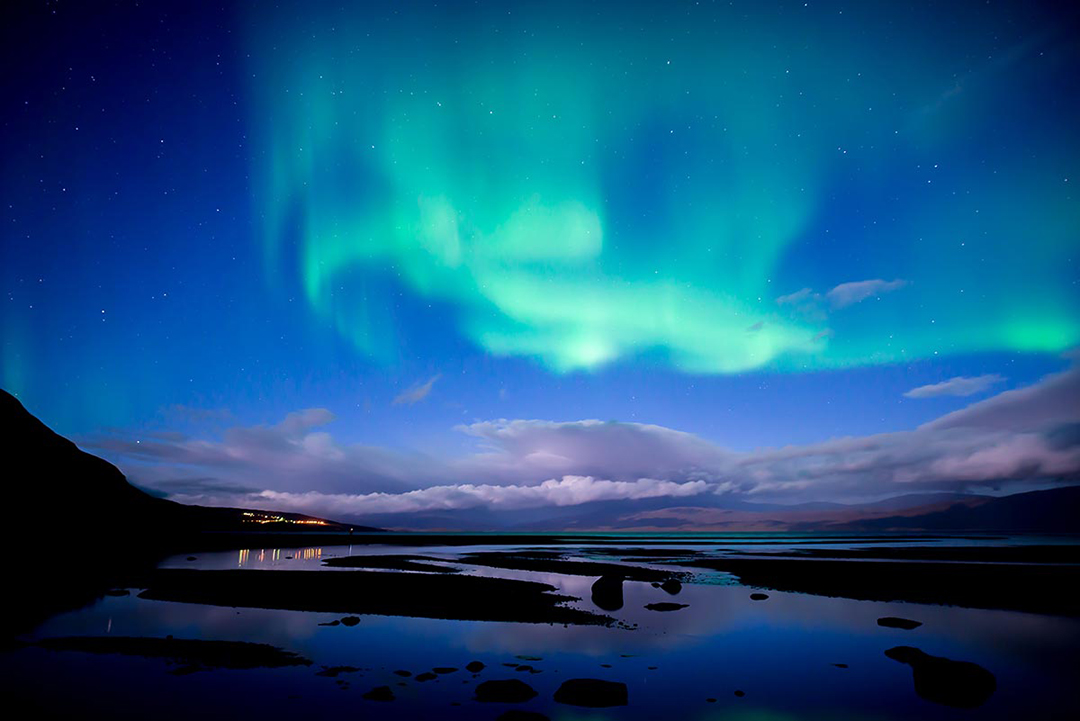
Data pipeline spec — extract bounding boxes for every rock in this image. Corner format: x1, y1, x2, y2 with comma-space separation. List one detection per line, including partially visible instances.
433, 667, 458, 674
186, 557, 197, 561
104, 589, 130, 597
415, 672, 437, 682
591, 575, 624, 611
496, 711, 550, 721
885, 646, 996, 709
340, 616, 361, 627
833, 663, 849, 669
515, 655, 542, 661
316, 665, 359, 677
644, 602, 689, 612
515, 665, 535, 672
393, 670, 412, 677
553, 678, 629, 708
878, 617, 922, 630
466, 661, 485, 673
750, 593, 769, 601
706, 698, 717, 703
362, 686, 395, 701
660, 579, 682, 595
475, 679, 538, 703
734, 690, 745, 697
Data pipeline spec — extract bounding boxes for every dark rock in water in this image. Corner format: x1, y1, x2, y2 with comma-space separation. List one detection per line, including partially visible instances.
316, 665, 360, 677
433, 667, 458, 674
515, 654, 543, 661
318, 620, 340, 627
600, 664, 611, 668
734, 690, 745, 697
644, 602, 689, 612
833, 663, 849, 669
340, 616, 361, 627
706, 698, 717, 703
885, 646, 996, 709
660, 578, 683, 595
475, 679, 538, 703
878, 616, 922, 630
591, 575, 624, 611
362, 686, 395, 702
393, 669, 412, 677
750, 593, 769, 601
104, 589, 130, 597
466, 661, 485, 673
186, 557, 197, 562
496, 711, 550, 721
553, 678, 629, 708
515, 665, 535, 673
415, 672, 437, 682
647, 666, 658, 670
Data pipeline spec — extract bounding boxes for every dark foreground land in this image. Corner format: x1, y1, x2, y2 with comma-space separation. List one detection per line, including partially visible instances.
671, 553, 1080, 617
133, 568, 614, 626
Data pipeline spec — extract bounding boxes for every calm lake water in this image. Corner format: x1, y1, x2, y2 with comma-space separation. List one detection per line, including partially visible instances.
4, 535, 1078, 720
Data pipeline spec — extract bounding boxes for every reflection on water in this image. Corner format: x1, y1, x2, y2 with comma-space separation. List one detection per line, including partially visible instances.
232, 547, 324, 568
4, 537, 1079, 720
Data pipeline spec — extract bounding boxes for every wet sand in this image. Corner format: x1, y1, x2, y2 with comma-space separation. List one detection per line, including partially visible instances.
674, 556, 1080, 616
134, 568, 614, 626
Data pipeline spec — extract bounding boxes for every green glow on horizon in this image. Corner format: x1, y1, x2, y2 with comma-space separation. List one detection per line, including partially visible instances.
249, 2, 1079, 374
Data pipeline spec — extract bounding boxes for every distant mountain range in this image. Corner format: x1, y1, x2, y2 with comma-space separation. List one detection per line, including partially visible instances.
357, 485, 1080, 534
0, 390, 369, 545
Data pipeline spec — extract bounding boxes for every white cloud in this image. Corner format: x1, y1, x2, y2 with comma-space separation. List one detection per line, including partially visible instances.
825, 279, 908, 308
87, 363, 1080, 519
252, 476, 710, 516
904, 374, 1005, 399
393, 374, 441, 405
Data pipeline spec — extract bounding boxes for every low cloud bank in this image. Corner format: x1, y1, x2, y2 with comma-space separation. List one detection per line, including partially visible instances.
89, 362, 1080, 519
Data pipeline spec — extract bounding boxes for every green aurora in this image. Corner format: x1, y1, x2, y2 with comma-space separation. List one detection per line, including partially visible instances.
250, 2, 1078, 375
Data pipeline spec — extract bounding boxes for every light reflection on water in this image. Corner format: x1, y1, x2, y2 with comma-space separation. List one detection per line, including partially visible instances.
4, 539, 1079, 720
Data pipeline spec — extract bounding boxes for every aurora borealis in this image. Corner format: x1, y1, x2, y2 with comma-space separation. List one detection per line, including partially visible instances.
252, 1, 1078, 374
2, 0, 1079, 520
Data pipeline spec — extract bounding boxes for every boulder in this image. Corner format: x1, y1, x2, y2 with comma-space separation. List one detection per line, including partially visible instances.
659, 579, 682, 595
878, 617, 922, 630
475, 679, 538, 703
885, 646, 996, 709
553, 678, 629, 707
644, 602, 688, 612
591, 575, 624, 611
362, 686, 394, 701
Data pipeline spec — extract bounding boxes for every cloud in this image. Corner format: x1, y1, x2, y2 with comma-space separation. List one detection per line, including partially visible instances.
393, 374, 441, 405
87, 362, 1080, 519
776, 288, 817, 306
825, 279, 908, 308
904, 374, 1005, 399
253, 476, 710, 516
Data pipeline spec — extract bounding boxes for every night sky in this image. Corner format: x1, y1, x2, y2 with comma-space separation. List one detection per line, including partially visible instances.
2, 1, 1078, 523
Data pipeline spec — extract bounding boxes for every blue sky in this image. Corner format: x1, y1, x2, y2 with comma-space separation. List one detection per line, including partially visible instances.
2, 1, 1078, 523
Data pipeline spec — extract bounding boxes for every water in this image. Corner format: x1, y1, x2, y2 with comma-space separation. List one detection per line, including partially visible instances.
4, 535, 1078, 720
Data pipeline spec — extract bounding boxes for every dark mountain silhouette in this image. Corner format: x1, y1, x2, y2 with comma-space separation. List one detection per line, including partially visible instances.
834, 486, 1080, 533
1, 389, 378, 638
0, 389, 373, 544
